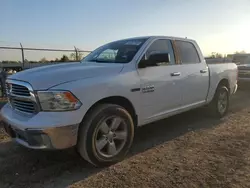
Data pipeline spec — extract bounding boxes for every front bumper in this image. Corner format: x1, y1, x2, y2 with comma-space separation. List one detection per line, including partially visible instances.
1, 104, 81, 149
3, 123, 79, 149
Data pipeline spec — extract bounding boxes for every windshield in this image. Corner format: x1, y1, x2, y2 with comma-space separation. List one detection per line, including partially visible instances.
82, 38, 148, 63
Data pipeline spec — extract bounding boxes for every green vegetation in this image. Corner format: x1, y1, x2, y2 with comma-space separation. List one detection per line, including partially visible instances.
0, 53, 85, 64
208, 52, 223, 58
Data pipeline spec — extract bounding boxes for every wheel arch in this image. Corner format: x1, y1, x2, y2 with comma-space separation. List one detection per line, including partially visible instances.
209, 78, 230, 102
83, 96, 138, 127
207, 78, 230, 118
217, 78, 230, 93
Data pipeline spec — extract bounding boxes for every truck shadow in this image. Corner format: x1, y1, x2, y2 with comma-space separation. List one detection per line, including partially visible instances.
0, 89, 249, 188
131, 108, 222, 155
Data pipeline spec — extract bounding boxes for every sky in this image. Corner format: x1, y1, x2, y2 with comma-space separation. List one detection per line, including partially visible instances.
1, 0, 250, 61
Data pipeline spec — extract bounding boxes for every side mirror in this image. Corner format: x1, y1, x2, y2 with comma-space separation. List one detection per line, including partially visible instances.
138, 52, 170, 68
148, 52, 170, 64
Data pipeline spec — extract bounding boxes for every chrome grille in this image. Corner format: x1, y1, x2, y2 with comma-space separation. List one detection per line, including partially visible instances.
5, 83, 10, 94
12, 99, 36, 113
11, 84, 30, 96
6, 80, 38, 114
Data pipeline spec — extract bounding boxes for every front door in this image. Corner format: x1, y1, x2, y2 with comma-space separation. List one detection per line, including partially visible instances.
137, 39, 182, 124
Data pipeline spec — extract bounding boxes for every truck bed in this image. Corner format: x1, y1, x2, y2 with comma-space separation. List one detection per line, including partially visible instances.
206, 62, 238, 102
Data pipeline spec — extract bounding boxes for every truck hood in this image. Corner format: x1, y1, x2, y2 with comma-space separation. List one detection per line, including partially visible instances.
9, 62, 124, 90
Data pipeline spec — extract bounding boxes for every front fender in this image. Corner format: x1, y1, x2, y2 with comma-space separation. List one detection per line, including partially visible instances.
51, 72, 141, 124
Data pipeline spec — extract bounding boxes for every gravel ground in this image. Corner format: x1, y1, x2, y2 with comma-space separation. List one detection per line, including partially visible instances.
0, 88, 250, 188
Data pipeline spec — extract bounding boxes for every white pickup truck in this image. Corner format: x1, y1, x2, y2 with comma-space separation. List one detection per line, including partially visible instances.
1, 36, 238, 166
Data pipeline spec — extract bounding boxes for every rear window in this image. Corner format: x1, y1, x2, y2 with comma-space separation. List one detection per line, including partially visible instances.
175, 41, 200, 64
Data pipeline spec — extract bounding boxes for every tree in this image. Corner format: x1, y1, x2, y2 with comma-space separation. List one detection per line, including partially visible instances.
235, 50, 246, 54
2, 61, 19, 64
209, 52, 223, 58
40, 57, 48, 63
70, 51, 84, 61
29, 61, 38, 63
60, 55, 70, 62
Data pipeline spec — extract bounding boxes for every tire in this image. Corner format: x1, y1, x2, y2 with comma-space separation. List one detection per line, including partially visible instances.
208, 85, 229, 118
77, 104, 134, 167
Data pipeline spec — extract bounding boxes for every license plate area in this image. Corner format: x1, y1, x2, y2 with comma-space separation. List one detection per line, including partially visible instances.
14, 128, 28, 142
3, 124, 16, 138
3, 124, 44, 146
3, 123, 28, 142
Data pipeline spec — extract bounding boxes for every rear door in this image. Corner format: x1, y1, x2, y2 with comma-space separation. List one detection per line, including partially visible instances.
174, 40, 209, 107
137, 39, 182, 123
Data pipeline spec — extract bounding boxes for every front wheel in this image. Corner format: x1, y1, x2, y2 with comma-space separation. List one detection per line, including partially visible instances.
208, 85, 229, 118
77, 104, 134, 167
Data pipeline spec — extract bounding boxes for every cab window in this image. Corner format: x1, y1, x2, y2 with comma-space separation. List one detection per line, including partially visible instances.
175, 40, 200, 64
144, 39, 175, 65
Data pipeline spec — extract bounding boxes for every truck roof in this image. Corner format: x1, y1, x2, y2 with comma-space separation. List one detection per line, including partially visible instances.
114, 35, 196, 43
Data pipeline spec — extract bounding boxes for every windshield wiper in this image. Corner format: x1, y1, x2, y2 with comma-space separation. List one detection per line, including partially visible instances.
87, 59, 115, 63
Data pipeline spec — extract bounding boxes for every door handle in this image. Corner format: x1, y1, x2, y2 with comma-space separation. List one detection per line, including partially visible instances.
200, 69, 208, 73
171, 72, 181, 76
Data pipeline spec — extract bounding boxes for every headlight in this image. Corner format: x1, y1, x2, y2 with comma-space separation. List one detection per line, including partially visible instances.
37, 91, 82, 111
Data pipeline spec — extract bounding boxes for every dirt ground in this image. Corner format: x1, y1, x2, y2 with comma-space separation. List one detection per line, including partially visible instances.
1, 88, 250, 188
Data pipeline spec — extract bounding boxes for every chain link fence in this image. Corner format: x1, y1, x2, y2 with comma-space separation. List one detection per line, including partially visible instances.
0, 44, 91, 69
0, 44, 92, 97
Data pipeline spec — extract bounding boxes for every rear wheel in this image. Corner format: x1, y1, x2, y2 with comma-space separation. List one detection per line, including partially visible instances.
208, 85, 229, 118
77, 104, 134, 167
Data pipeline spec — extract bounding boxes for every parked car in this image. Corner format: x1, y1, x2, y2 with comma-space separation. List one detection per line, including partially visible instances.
237, 63, 250, 85
1, 36, 238, 166
229, 53, 250, 86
